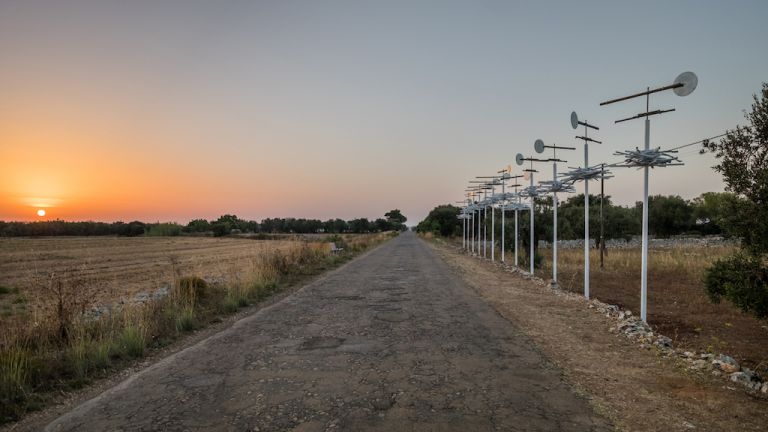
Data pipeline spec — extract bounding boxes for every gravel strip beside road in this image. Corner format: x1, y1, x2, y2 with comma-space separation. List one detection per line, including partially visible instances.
428, 239, 768, 432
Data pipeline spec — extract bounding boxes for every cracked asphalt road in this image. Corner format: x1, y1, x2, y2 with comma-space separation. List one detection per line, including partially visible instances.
47, 232, 610, 431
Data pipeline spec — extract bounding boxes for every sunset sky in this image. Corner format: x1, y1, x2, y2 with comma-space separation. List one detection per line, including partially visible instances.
1, 0, 767, 224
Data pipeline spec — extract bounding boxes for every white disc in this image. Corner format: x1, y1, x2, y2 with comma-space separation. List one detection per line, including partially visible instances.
534, 139, 545, 154
515, 153, 524, 166
570, 111, 579, 129
673, 71, 698, 97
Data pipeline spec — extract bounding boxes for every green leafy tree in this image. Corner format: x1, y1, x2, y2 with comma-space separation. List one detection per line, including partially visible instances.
702, 83, 768, 318
384, 209, 408, 231
646, 195, 693, 237
417, 205, 461, 236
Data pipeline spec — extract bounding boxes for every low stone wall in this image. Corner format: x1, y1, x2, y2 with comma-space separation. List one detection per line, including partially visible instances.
538, 235, 739, 250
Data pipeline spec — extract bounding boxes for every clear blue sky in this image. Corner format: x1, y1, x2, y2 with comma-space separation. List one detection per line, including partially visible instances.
1, 0, 766, 223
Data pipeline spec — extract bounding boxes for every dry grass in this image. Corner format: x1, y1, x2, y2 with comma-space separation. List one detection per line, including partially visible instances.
0, 232, 393, 424
534, 245, 768, 372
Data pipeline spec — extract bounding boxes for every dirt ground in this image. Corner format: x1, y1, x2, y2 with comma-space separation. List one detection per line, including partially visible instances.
430, 239, 768, 431
0, 236, 307, 320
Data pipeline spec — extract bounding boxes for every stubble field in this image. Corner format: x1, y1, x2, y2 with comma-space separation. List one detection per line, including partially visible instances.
0, 237, 315, 321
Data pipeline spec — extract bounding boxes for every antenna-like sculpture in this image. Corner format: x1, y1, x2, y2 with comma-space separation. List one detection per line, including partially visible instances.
564, 111, 607, 299
600, 71, 698, 322
534, 139, 575, 287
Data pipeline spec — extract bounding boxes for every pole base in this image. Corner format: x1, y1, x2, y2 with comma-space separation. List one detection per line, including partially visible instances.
549, 280, 560, 290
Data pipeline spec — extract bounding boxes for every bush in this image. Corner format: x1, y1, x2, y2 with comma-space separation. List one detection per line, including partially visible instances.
117, 325, 146, 359
705, 253, 768, 318
174, 306, 198, 332
173, 276, 208, 305
145, 223, 182, 237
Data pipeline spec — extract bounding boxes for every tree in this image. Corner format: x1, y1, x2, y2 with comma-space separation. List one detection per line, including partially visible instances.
702, 83, 768, 318
384, 209, 408, 231
646, 195, 693, 237
416, 205, 460, 236
690, 192, 740, 235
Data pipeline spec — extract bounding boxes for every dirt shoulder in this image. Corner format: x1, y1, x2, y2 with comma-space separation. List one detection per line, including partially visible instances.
427, 239, 768, 432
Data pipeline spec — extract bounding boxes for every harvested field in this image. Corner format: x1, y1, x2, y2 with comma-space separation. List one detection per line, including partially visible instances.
536, 245, 768, 373
0, 236, 332, 322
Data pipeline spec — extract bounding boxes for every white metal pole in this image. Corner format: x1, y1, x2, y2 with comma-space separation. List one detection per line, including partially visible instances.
470, 208, 474, 254
483, 190, 488, 258
463, 212, 467, 249
641, 118, 650, 322
491, 184, 495, 261
501, 181, 506, 263
584, 141, 590, 299
514, 206, 519, 267
552, 162, 558, 284
530, 173, 535, 275
477, 202, 483, 256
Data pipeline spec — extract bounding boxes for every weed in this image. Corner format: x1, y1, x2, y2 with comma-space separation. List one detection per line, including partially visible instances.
175, 306, 198, 333
117, 323, 146, 359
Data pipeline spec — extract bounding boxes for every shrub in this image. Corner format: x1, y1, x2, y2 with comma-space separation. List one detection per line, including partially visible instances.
117, 324, 146, 359
173, 276, 208, 305
704, 253, 768, 319
0, 346, 31, 417
174, 306, 198, 332
144, 223, 183, 237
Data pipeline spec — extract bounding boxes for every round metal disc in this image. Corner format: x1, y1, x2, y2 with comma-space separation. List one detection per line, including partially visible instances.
570, 111, 579, 129
534, 139, 545, 154
673, 71, 698, 97
523, 171, 530, 181
515, 153, 524, 166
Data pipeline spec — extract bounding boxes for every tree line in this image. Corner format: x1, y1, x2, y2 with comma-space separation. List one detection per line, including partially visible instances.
0, 209, 408, 237
416, 191, 738, 241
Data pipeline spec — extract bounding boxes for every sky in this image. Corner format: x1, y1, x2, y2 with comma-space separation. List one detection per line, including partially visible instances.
1, 0, 766, 224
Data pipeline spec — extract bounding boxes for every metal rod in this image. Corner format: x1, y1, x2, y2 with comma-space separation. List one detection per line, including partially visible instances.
600, 164, 605, 269
615, 108, 675, 124
584, 138, 590, 299
599, 82, 683, 106
491, 184, 495, 261
552, 161, 558, 285
641, 118, 650, 322
501, 179, 506, 263
530, 172, 535, 275
577, 120, 599, 130
575, 136, 602, 144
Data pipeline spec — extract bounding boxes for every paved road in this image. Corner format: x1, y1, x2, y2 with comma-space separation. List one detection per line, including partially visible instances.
47, 232, 609, 431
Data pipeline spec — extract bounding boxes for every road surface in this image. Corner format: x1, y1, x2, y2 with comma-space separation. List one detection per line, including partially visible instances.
47, 232, 609, 431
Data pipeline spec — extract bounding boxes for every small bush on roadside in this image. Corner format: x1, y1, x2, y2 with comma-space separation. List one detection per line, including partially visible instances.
173, 276, 208, 305
117, 324, 146, 359
174, 306, 198, 332
705, 253, 768, 319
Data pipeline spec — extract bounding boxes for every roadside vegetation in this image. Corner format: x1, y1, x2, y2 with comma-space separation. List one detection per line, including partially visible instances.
0, 232, 394, 424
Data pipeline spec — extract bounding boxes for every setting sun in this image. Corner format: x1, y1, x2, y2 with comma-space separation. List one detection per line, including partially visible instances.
37, 209, 46, 217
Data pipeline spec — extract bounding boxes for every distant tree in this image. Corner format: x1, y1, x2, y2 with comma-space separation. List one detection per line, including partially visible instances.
646, 195, 693, 237
349, 218, 373, 233
702, 83, 768, 318
417, 205, 460, 236
690, 192, 740, 235
185, 219, 211, 233
383, 209, 407, 231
